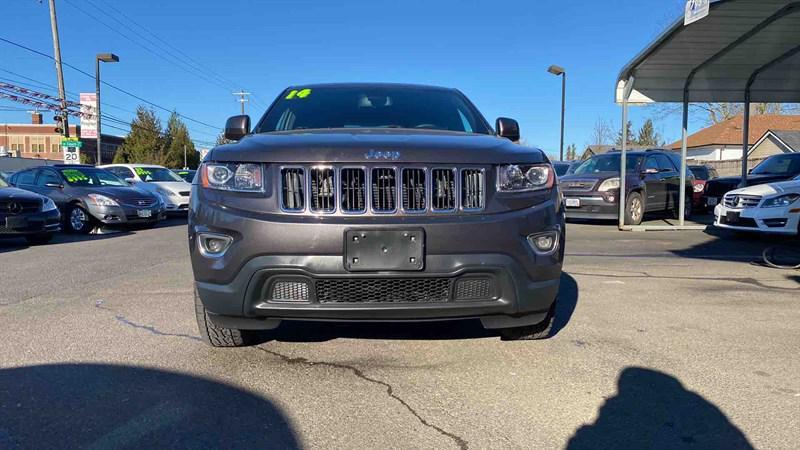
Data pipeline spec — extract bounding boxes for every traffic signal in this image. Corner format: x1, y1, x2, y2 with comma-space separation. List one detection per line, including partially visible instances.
54, 114, 64, 134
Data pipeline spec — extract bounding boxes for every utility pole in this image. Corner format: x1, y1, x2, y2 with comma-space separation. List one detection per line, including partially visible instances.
232, 90, 251, 115
47, 0, 69, 138
183, 143, 187, 169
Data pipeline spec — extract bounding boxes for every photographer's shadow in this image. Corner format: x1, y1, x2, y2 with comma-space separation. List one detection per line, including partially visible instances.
0, 363, 299, 449
567, 367, 754, 449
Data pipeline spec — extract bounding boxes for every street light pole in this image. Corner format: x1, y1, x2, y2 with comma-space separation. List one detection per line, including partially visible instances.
95, 53, 119, 165
548, 65, 567, 161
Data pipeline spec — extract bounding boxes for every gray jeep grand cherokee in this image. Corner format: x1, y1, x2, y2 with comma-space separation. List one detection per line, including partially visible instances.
190, 83, 565, 346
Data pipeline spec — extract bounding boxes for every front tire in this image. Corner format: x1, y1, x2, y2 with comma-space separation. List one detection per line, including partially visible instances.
194, 284, 252, 347
66, 205, 94, 234
500, 300, 556, 341
624, 192, 644, 225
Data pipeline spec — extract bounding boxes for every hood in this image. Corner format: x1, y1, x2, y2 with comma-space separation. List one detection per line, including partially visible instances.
209, 129, 546, 164
0, 187, 47, 203
707, 173, 789, 187
149, 181, 191, 192
726, 179, 800, 197
75, 185, 158, 202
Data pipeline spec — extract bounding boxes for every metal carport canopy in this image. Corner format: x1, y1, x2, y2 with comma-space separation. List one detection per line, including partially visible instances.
613, 0, 800, 231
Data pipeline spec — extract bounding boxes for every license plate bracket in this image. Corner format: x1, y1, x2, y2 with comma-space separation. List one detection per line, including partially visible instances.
345, 229, 424, 272
137, 209, 152, 218
726, 211, 740, 223
565, 198, 581, 208
5, 216, 28, 229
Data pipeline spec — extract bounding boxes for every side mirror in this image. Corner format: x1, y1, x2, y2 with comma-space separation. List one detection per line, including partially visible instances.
44, 182, 63, 188
495, 117, 520, 142
748, 168, 753, 174
224, 115, 251, 141
124, 178, 136, 184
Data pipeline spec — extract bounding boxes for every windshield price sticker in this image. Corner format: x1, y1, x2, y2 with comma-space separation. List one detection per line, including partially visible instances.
285, 88, 312, 100
134, 168, 152, 177
62, 169, 89, 183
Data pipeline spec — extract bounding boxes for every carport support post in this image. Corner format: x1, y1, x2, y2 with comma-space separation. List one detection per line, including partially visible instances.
618, 77, 634, 230
740, 91, 751, 188
679, 90, 689, 225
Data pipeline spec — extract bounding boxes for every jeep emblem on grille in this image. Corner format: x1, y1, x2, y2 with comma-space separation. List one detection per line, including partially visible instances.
365, 150, 400, 161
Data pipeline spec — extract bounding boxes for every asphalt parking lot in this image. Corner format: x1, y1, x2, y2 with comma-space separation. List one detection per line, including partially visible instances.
1, 219, 798, 449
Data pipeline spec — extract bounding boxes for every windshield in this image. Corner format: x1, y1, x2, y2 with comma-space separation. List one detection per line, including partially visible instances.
573, 154, 644, 175
59, 168, 128, 187
690, 166, 709, 180
751, 154, 800, 176
134, 167, 184, 182
256, 86, 492, 134
553, 163, 570, 176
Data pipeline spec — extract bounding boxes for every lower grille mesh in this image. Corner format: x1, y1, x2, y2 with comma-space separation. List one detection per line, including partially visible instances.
316, 278, 451, 303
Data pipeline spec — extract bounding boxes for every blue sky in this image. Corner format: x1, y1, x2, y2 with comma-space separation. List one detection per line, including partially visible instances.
1, 0, 690, 156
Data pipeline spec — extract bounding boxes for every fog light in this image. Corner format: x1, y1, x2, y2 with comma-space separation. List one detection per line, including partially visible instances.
527, 231, 559, 254
198, 232, 233, 258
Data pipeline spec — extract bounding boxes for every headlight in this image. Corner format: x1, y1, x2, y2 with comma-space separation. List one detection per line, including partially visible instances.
597, 178, 620, 192
201, 162, 263, 192
497, 164, 553, 192
156, 187, 177, 197
41, 198, 57, 212
762, 194, 800, 208
87, 194, 119, 207
693, 183, 705, 193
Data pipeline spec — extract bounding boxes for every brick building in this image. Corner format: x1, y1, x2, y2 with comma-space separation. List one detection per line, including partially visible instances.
0, 113, 124, 164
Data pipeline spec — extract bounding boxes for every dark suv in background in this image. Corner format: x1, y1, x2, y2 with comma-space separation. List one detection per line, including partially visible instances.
190, 83, 565, 346
559, 150, 694, 225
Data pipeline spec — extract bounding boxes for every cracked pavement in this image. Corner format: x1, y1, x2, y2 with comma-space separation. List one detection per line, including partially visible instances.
1, 219, 798, 448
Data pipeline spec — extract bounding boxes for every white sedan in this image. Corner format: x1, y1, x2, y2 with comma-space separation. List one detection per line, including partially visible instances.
714, 174, 800, 235
100, 164, 192, 213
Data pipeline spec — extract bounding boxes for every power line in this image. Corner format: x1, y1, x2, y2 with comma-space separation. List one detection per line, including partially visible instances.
0, 36, 221, 131
0, 71, 217, 141
62, 0, 242, 96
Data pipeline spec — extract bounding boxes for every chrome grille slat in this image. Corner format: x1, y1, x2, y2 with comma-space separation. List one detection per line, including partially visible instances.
432, 169, 456, 211
281, 168, 305, 211
341, 168, 366, 212
310, 168, 335, 212
371, 168, 397, 212
461, 169, 484, 210
402, 168, 426, 212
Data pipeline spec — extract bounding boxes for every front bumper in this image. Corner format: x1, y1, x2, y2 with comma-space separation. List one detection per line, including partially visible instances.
563, 193, 618, 220
714, 204, 799, 235
190, 200, 564, 327
87, 204, 166, 225
0, 209, 60, 236
163, 195, 191, 213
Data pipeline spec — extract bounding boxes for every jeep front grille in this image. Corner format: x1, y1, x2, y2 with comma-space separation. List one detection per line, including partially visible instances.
310, 167, 335, 212
372, 168, 397, 212
401, 168, 426, 212
461, 169, 485, 210
281, 168, 305, 211
341, 168, 366, 212
432, 168, 456, 211
278, 165, 486, 214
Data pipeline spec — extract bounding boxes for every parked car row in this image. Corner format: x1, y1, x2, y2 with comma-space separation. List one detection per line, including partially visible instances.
0, 164, 193, 244
556, 151, 800, 235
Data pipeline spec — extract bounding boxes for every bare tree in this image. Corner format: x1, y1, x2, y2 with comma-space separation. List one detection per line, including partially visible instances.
648, 102, 799, 126
589, 118, 615, 146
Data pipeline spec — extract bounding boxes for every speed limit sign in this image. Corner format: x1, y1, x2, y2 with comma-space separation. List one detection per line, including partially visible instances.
63, 146, 81, 164
61, 138, 82, 165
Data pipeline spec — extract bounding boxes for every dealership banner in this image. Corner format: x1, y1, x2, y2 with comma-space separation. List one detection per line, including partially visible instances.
80, 93, 98, 139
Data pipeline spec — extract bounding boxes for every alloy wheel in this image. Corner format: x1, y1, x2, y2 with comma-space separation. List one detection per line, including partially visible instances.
70, 208, 88, 231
